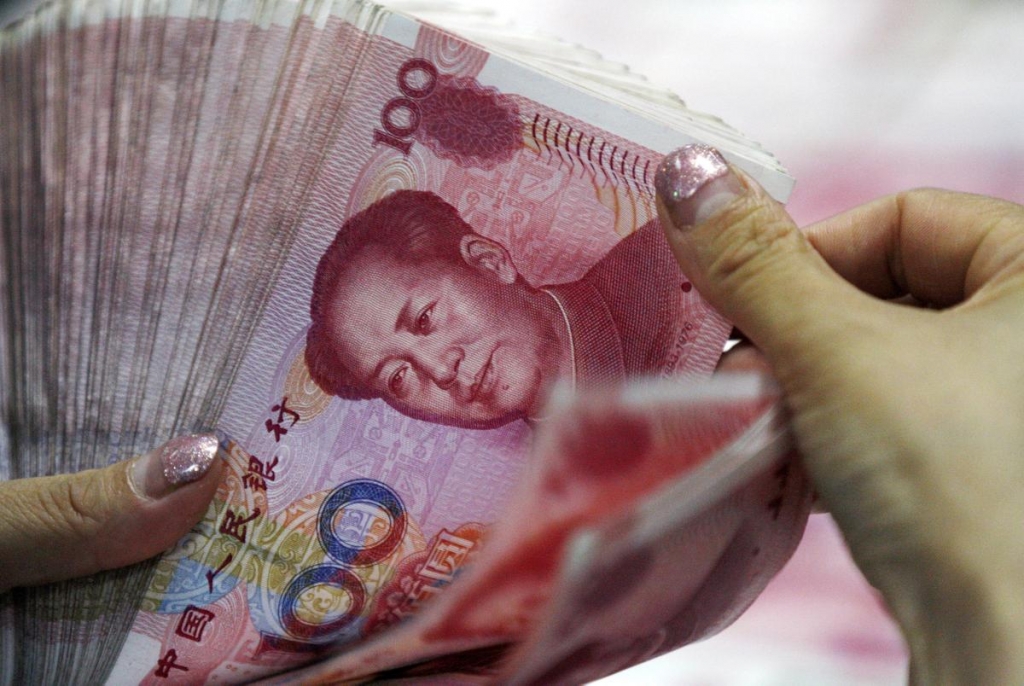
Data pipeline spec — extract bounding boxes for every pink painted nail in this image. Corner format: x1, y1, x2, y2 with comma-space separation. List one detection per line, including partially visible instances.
129, 433, 220, 500
655, 144, 745, 228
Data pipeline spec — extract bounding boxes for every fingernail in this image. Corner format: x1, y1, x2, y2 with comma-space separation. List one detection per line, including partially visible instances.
655, 144, 745, 228
129, 433, 220, 500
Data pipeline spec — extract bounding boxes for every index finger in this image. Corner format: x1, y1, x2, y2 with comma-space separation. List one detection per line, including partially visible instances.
804, 189, 1024, 307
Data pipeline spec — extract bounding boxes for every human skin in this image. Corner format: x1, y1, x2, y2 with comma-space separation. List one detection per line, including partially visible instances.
326, 235, 571, 429
0, 434, 224, 592
656, 145, 1024, 684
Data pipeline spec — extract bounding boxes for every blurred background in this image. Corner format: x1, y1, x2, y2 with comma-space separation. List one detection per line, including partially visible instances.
2, 0, 1019, 683
456, 0, 1020, 684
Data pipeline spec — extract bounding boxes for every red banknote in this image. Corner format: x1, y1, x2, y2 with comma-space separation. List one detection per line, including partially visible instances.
262, 375, 811, 684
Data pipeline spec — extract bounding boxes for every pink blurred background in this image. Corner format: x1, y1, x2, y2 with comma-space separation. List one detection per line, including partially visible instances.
459, 1, 1023, 683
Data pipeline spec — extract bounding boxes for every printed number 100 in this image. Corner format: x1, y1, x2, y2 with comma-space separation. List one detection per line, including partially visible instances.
277, 479, 408, 642
372, 58, 439, 156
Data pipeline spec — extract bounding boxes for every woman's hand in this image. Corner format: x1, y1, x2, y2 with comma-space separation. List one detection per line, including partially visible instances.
656, 144, 1024, 684
0, 434, 223, 592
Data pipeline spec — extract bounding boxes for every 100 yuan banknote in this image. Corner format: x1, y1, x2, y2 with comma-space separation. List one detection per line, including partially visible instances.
108, 7, 756, 683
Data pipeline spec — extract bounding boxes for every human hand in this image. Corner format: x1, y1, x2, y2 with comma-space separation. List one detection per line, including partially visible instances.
0, 434, 223, 592
655, 144, 1024, 685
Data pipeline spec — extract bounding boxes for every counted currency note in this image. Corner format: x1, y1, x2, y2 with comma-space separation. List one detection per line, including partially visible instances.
107, 7, 736, 683
255, 375, 811, 685
498, 381, 811, 684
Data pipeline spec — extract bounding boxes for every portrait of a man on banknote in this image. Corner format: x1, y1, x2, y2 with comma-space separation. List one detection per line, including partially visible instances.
306, 189, 692, 430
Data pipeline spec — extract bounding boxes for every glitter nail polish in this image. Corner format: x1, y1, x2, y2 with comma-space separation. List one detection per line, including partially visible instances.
655, 144, 744, 228
161, 434, 219, 484
129, 433, 220, 500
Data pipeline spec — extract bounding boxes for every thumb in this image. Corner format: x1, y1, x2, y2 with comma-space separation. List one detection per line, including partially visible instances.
654, 145, 861, 375
0, 434, 224, 592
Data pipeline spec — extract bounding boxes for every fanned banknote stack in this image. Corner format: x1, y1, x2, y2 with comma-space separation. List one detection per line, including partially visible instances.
0, 0, 812, 683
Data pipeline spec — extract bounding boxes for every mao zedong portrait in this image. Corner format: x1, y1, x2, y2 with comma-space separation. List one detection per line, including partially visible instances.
305, 190, 688, 430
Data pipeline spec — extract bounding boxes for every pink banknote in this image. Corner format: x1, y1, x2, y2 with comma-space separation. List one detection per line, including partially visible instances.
108, 8, 756, 684
257, 375, 810, 684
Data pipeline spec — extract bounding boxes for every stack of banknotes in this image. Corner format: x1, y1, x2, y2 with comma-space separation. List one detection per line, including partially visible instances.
0, 0, 811, 683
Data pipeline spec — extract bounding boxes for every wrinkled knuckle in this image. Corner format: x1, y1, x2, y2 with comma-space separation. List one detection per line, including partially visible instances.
978, 203, 1024, 239
35, 478, 105, 540
971, 188, 1024, 222
704, 202, 796, 286
911, 187, 1024, 232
